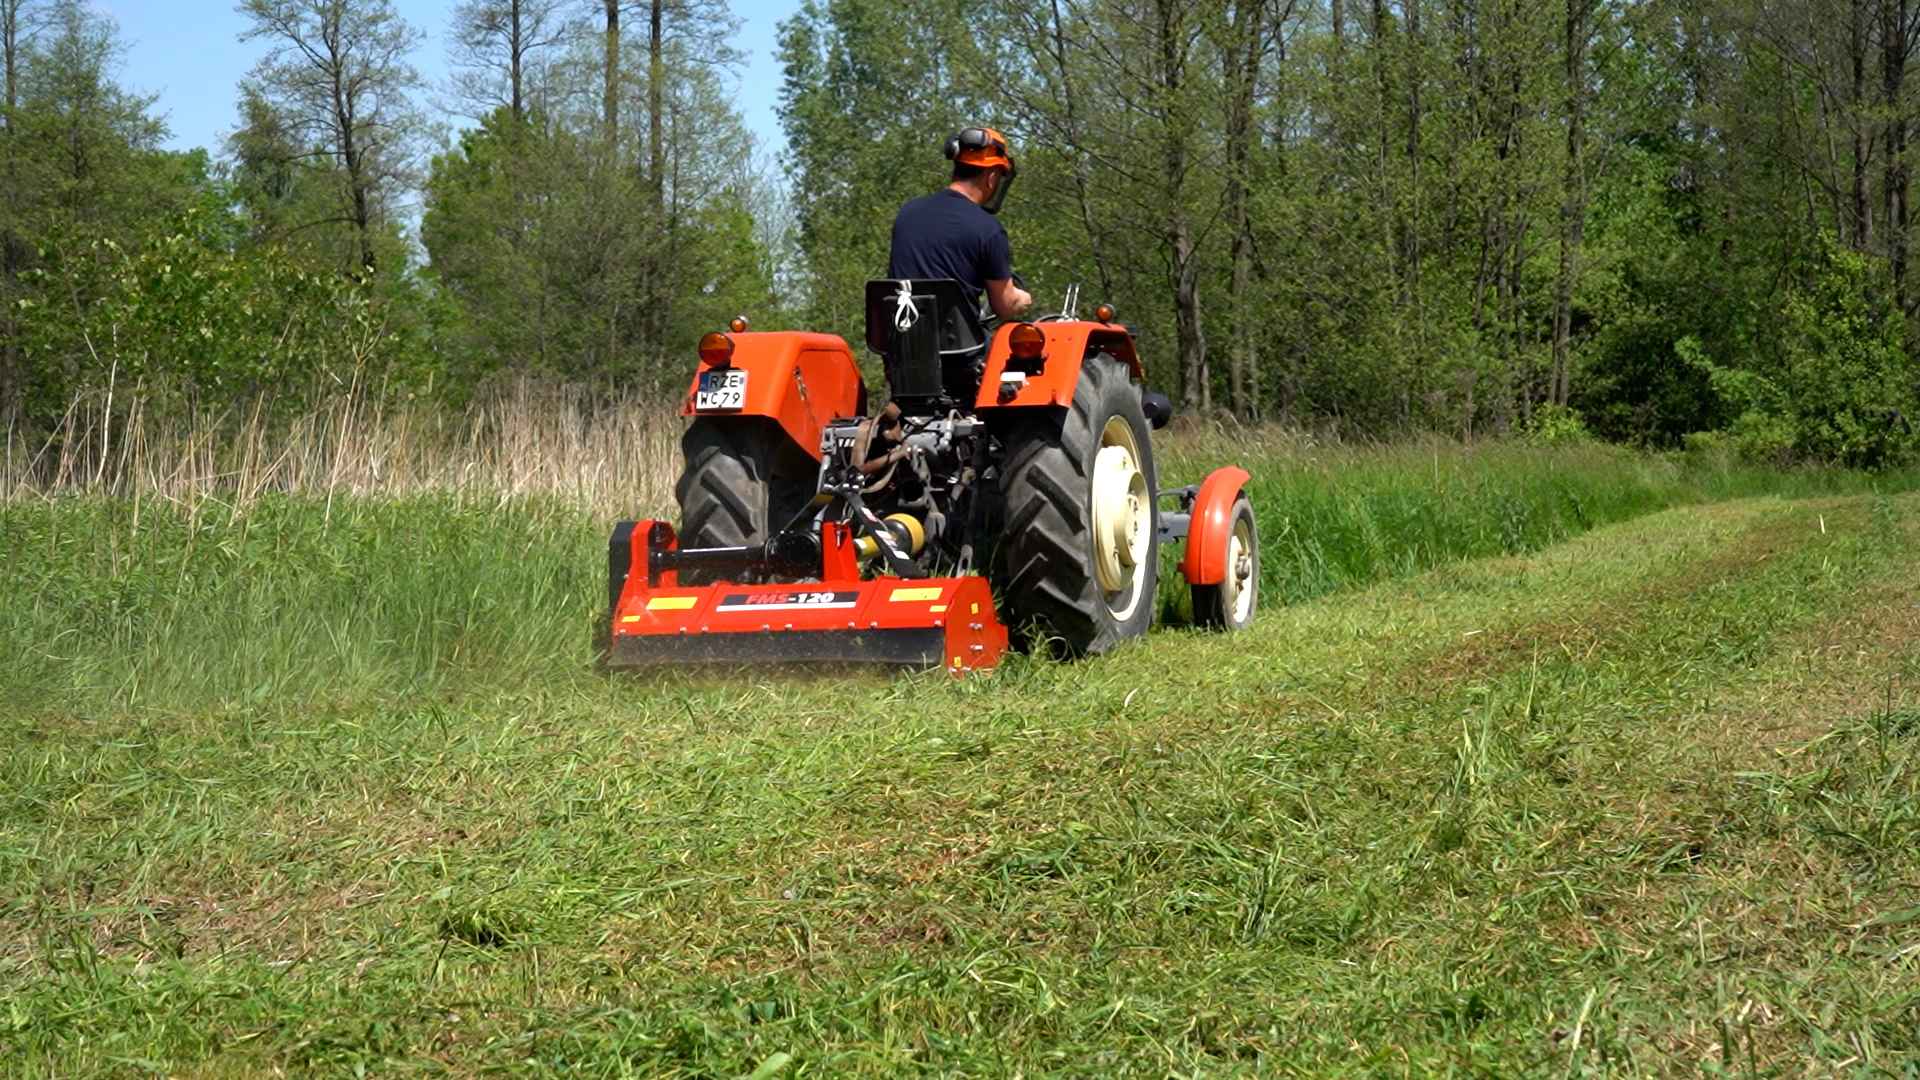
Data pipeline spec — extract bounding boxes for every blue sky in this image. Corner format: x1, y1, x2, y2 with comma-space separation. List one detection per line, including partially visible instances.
97, 0, 799, 158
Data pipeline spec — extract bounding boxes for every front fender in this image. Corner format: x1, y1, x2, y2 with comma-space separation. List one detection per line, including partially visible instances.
1181, 466, 1252, 586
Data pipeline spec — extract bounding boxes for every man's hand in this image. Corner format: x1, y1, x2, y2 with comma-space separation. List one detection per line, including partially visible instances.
986, 278, 1033, 321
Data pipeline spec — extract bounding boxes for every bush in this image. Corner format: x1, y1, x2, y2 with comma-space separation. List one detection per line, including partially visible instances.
17, 208, 437, 425
1684, 235, 1918, 469
1521, 403, 1593, 447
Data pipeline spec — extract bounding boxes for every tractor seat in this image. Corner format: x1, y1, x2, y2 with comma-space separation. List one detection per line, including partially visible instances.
864, 279, 988, 403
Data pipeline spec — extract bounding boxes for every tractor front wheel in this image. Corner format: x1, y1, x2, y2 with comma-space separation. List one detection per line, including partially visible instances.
675, 418, 816, 584
996, 353, 1158, 656
1191, 495, 1258, 630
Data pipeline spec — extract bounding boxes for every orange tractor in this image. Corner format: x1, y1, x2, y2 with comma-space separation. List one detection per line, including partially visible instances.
605, 280, 1259, 672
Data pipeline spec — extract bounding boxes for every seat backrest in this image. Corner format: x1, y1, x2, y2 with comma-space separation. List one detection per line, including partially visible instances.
864, 279, 986, 402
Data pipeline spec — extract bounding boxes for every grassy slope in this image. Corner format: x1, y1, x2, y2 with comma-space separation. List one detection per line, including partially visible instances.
2, 448, 1918, 1075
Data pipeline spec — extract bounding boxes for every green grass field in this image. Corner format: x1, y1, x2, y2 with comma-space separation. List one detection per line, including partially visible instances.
3, 441, 1917, 1075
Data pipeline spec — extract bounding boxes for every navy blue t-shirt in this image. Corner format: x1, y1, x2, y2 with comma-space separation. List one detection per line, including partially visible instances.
887, 189, 1013, 307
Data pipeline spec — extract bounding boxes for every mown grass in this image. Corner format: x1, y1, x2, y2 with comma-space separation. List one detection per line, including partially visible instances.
2, 442, 1918, 1075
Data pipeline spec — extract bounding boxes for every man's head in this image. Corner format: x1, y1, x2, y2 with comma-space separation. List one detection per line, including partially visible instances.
944, 126, 1016, 214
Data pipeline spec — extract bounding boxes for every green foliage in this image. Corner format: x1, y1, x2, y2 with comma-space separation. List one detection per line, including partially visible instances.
12, 0, 1920, 468
1685, 236, 1918, 469
17, 206, 436, 418
1574, 142, 1736, 447
422, 111, 616, 381
422, 73, 780, 386
1520, 403, 1594, 446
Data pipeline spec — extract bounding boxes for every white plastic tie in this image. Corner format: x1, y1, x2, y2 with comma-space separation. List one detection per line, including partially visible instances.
892, 280, 920, 332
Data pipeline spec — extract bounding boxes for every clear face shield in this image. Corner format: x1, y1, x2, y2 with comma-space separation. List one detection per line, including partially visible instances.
981, 165, 1015, 215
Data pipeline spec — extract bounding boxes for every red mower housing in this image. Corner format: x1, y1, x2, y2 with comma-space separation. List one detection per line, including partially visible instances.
609, 520, 1010, 672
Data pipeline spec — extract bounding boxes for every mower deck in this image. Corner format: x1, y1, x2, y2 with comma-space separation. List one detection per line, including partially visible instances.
606, 521, 1009, 672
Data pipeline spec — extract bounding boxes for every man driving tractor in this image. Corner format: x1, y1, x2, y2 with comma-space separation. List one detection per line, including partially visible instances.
888, 126, 1033, 322
610, 126, 1261, 676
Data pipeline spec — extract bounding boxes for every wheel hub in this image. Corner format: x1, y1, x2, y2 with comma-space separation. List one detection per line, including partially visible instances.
1224, 521, 1256, 624
1092, 440, 1149, 597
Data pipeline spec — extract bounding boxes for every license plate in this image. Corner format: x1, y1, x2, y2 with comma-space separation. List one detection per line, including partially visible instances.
695, 369, 748, 410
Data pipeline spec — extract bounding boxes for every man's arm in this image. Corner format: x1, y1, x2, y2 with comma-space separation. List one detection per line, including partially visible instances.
985, 277, 1033, 321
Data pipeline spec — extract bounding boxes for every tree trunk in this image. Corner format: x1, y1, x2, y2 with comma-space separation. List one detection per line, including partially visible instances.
332, 51, 375, 275
1509, 56, 1528, 422
603, 0, 619, 143
3, 0, 17, 122
1883, 0, 1910, 316
1552, 0, 1591, 407
1, 0, 20, 427
644, 0, 667, 361
1156, 0, 1207, 410
1405, 0, 1425, 406
647, 0, 664, 202
1223, 1, 1262, 420
1047, 0, 1114, 298
1174, 228, 1208, 414
341, 122, 375, 274
1372, 0, 1388, 179
1853, 0, 1873, 249
509, 0, 524, 120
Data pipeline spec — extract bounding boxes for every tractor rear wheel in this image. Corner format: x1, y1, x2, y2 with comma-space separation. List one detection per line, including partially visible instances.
675, 418, 816, 583
996, 353, 1158, 656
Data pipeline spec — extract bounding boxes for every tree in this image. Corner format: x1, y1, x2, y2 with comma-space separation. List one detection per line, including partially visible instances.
2, 0, 45, 122
2, 1, 221, 426
634, 0, 742, 357
447, 0, 572, 122
236, 0, 424, 275
1551, 0, 1602, 408
1, 0, 46, 425
423, 3, 769, 386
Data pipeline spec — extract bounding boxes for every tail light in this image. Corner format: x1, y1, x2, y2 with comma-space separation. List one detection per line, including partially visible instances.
698, 332, 734, 367
1008, 323, 1046, 373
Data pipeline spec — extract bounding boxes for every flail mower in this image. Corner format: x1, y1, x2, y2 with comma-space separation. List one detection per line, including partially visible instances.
605, 279, 1259, 673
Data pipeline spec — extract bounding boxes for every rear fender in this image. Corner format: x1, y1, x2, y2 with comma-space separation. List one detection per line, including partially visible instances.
974, 321, 1144, 411
1181, 467, 1252, 586
681, 332, 866, 459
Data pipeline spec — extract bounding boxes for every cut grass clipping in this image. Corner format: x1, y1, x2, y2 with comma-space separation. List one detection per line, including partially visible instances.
2, 440, 1917, 1074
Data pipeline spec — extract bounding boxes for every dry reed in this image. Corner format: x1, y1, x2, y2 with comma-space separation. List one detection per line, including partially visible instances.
1, 377, 684, 518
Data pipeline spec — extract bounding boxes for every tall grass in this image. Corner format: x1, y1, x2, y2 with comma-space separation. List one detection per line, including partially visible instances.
1159, 424, 1920, 604
1, 495, 598, 714
2, 378, 683, 516
5, 490, 1915, 1075
6, 392, 1917, 714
